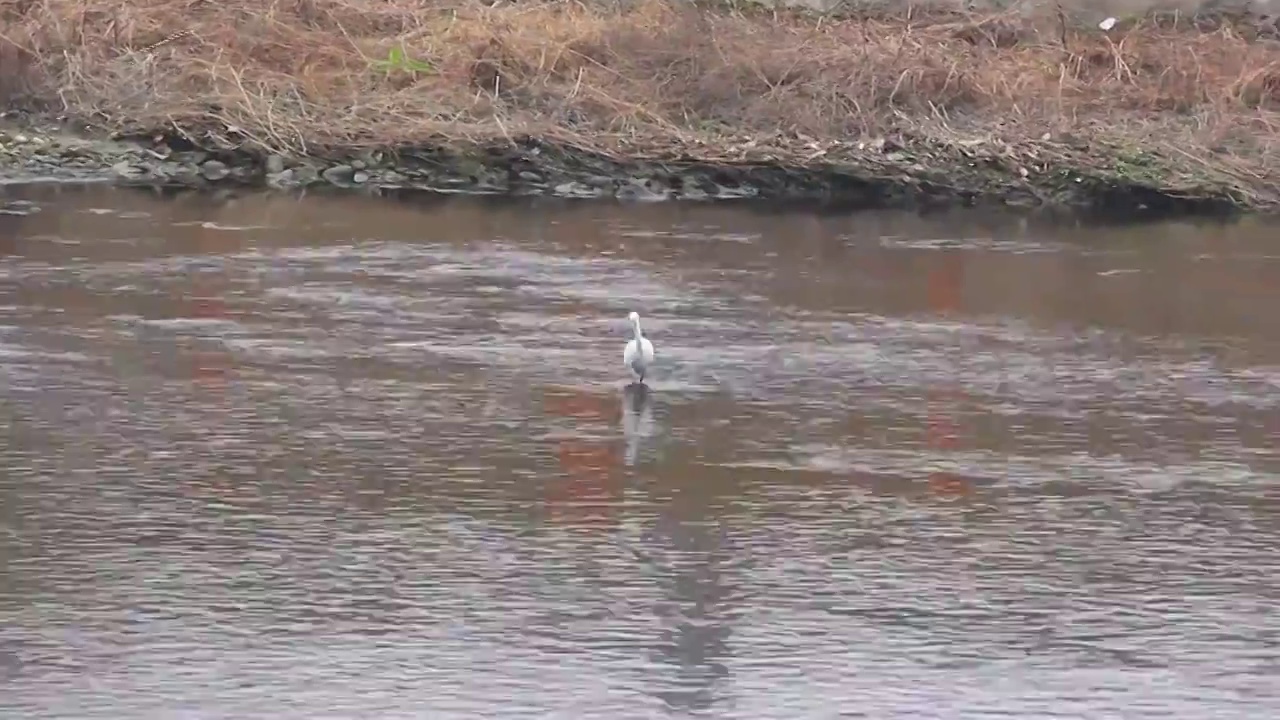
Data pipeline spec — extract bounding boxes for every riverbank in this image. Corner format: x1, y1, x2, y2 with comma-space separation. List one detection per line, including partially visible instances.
3, 0, 1280, 215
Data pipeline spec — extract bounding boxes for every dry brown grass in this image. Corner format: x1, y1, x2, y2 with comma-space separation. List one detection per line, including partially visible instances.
2, 0, 1280, 202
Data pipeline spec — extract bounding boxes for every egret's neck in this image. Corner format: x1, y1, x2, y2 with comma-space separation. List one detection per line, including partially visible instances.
630, 318, 643, 340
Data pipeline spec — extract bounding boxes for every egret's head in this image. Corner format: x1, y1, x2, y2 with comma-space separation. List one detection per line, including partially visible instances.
628, 311, 640, 324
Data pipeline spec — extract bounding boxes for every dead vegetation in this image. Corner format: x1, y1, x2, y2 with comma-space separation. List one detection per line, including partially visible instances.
2, 0, 1280, 206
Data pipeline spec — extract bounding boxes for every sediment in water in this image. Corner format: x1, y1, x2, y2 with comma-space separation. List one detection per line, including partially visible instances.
1, 0, 1278, 216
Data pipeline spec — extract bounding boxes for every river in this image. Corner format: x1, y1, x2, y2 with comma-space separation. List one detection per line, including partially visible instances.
2, 184, 1278, 719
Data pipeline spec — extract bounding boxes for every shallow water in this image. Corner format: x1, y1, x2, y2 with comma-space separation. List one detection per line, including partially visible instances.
2, 185, 1279, 719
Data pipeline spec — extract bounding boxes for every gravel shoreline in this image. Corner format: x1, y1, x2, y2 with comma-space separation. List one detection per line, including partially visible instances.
0, 120, 1249, 218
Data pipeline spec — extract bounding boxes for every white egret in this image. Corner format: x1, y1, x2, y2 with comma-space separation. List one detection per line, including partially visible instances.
623, 311, 655, 384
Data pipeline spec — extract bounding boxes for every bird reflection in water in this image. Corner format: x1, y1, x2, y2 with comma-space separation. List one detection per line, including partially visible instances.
542, 382, 659, 527
621, 382, 655, 467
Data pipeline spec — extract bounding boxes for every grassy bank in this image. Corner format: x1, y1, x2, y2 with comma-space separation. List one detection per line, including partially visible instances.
3, 0, 1280, 213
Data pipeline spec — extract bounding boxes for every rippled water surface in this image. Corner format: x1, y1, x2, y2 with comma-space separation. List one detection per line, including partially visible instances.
2, 185, 1279, 719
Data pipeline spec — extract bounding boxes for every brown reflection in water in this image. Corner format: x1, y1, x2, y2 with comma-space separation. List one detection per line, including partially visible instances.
183, 221, 243, 396
541, 387, 624, 530
0, 213, 25, 257
185, 218, 244, 505
925, 250, 975, 500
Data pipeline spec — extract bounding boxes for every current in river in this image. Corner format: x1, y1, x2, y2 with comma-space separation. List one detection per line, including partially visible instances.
2, 185, 1279, 719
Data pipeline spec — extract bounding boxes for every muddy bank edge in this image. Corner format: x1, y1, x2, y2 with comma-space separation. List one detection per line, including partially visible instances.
0, 120, 1252, 217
